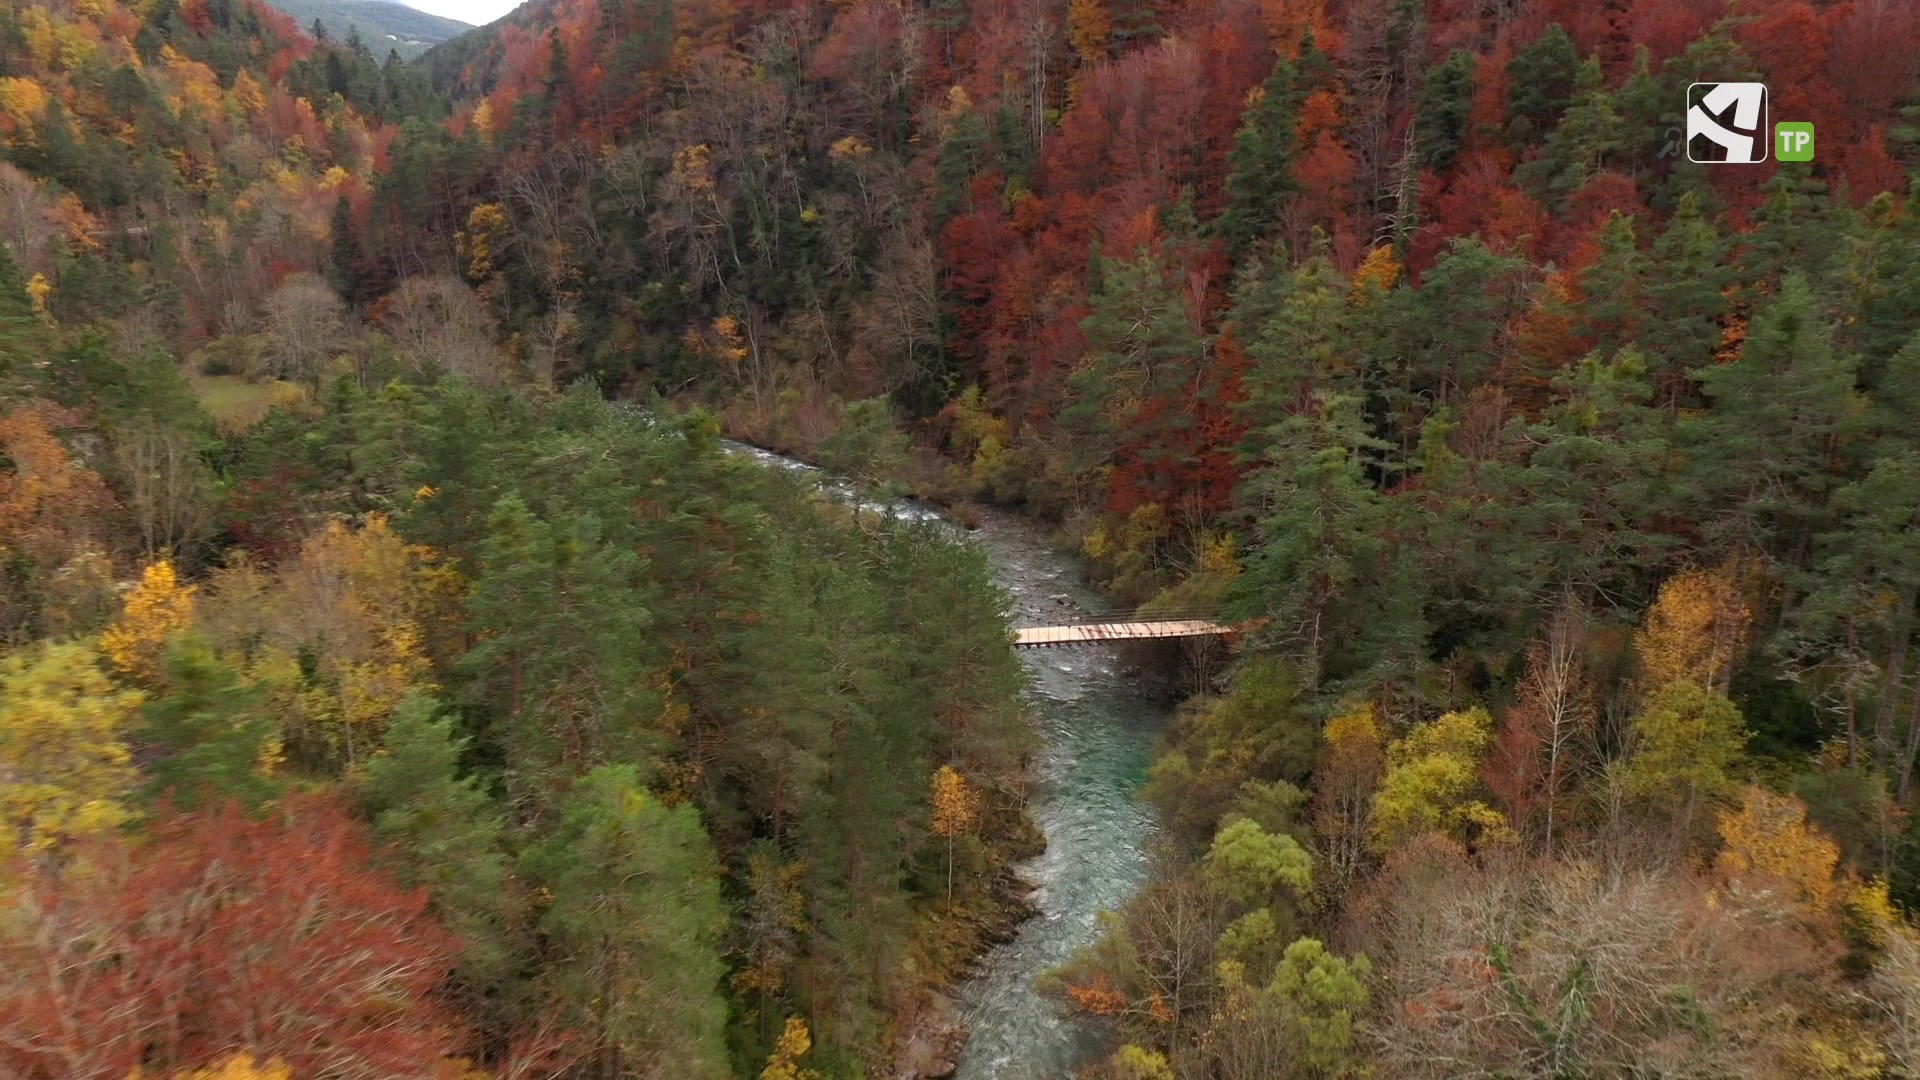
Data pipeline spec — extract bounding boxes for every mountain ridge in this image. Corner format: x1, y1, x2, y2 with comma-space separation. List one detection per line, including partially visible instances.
258, 0, 470, 57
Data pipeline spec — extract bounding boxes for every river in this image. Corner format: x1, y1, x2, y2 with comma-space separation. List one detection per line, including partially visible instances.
729, 444, 1170, 1078
951, 508, 1168, 1079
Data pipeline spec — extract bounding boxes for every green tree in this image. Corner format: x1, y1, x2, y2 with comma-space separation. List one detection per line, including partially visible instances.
816, 397, 910, 495
359, 695, 524, 995
1229, 394, 1388, 692
1620, 680, 1749, 830
1063, 247, 1209, 486
1204, 817, 1312, 908
1209, 937, 1371, 1079
460, 495, 664, 793
1415, 48, 1476, 171
1641, 191, 1732, 408
1518, 56, 1626, 207
1217, 54, 1299, 255
1688, 271, 1859, 557
329, 195, 363, 308
522, 764, 729, 1079
139, 636, 280, 811
1504, 24, 1577, 146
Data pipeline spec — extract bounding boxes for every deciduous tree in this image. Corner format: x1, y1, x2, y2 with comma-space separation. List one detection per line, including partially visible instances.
0, 640, 140, 854
930, 763, 982, 902
1370, 707, 1510, 854
0, 795, 464, 1077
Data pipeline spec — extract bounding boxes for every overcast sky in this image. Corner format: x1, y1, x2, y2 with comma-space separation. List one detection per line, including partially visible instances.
399, 0, 522, 27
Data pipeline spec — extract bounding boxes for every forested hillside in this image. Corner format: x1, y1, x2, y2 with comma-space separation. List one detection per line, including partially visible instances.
4, 0, 1920, 1074
259, 0, 471, 58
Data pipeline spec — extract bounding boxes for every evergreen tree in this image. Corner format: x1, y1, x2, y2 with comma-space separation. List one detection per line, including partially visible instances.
1642, 192, 1732, 408
329, 195, 362, 308
459, 495, 665, 795
1062, 247, 1208, 487
138, 637, 281, 811
359, 695, 525, 1001
1229, 393, 1390, 691
1688, 272, 1860, 558
1504, 24, 1577, 147
1415, 49, 1476, 171
522, 765, 729, 1079
1217, 54, 1300, 256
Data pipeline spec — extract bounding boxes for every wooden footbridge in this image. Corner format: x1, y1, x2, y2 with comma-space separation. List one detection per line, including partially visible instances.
1012, 606, 1237, 649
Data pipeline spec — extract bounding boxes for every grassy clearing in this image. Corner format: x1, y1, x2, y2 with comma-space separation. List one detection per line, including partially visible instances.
192, 374, 304, 432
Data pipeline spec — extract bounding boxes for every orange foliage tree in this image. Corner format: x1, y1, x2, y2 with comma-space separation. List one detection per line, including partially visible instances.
0, 794, 465, 1078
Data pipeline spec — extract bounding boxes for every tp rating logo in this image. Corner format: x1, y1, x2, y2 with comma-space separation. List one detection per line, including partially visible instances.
1687, 82, 1769, 163
1776, 122, 1815, 161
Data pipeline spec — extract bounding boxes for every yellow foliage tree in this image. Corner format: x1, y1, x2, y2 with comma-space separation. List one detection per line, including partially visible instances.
101, 559, 196, 685
1716, 785, 1842, 913
231, 67, 267, 115
17, 9, 54, 69
0, 641, 141, 853
1636, 560, 1753, 695
931, 764, 983, 902
1316, 701, 1384, 887
25, 271, 49, 317
173, 1052, 294, 1079
54, 192, 101, 252
828, 134, 872, 160
0, 76, 48, 127
760, 1017, 819, 1080
1368, 707, 1512, 855
458, 202, 510, 281
207, 516, 444, 769
54, 23, 94, 71
469, 99, 494, 141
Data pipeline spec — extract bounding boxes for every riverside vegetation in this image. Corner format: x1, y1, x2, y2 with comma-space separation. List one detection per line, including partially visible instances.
6, 0, 1920, 1076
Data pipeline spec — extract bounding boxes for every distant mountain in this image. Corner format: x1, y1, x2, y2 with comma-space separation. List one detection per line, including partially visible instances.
259, 0, 471, 57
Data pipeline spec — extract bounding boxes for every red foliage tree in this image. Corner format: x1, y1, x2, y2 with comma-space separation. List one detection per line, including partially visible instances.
0, 796, 464, 1079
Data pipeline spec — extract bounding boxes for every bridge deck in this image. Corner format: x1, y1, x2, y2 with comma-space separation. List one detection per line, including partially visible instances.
1013, 619, 1232, 648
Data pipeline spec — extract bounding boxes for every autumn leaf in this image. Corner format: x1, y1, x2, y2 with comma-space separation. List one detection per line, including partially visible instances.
100, 560, 196, 685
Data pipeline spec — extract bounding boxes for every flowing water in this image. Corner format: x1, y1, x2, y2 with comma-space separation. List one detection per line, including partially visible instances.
728, 444, 1169, 1078
951, 509, 1169, 1079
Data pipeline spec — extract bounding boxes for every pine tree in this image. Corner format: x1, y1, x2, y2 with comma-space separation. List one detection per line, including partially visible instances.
1642, 191, 1732, 408
1229, 393, 1389, 692
1504, 24, 1577, 147
1689, 272, 1860, 556
329, 195, 362, 308
1217, 55, 1300, 256
359, 694, 524, 996
139, 636, 281, 811
522, 765, 729, 1079
1415, 49, 1476, 171
459, 494, 665, 793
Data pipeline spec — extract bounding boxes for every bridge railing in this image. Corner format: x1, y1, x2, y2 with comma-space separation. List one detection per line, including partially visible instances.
1017, 604, 1225, 628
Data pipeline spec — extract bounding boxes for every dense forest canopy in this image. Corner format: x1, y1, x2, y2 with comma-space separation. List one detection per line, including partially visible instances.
3, 0, 1920, 1074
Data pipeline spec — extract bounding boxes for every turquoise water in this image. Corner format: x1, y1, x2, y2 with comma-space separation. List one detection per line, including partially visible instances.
952, 512, 1168, 1080
726, 444, 1168, 1077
